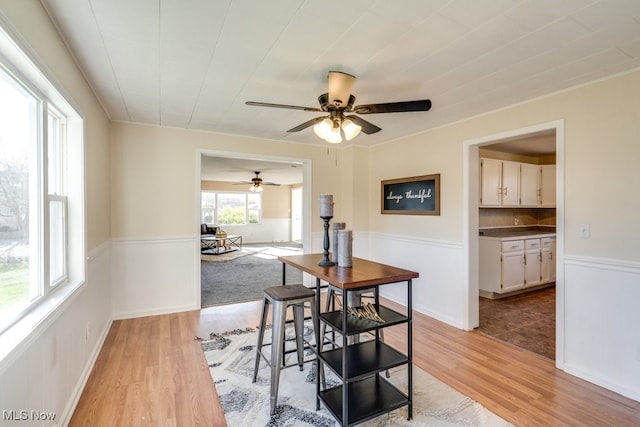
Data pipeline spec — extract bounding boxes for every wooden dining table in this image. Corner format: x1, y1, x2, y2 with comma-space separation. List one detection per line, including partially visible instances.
278, 253, 419, 426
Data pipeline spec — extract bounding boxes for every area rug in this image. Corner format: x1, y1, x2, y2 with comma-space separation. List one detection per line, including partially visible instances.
201, 246, 266, 262
201, 243, 304, 307
201, 325, 512, 427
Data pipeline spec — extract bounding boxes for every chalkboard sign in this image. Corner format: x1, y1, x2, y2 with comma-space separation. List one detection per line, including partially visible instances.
381, 174, 440, 215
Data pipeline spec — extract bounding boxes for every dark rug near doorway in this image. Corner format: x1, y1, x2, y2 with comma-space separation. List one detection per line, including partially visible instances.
201, 242, 303, 307
477, 286, 556, 360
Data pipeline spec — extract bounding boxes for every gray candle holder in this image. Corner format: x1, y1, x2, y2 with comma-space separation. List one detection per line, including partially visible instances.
318, 216, 335, 266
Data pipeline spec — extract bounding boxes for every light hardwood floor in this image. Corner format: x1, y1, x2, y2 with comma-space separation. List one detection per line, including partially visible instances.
70, 298, 640, 426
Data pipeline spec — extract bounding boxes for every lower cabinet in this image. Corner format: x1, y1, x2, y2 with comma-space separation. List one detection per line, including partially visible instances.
524, 239, 542, 287
480, 235, 555, 296
500, 240, 525, 293
540, 237, 556, 283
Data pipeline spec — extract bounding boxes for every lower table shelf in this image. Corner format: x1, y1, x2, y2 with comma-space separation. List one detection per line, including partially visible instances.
320, 340, 408, 381
319, 374, 409, 426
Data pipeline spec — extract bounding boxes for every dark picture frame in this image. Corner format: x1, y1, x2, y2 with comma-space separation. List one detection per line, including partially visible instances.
381, 174, 440, 215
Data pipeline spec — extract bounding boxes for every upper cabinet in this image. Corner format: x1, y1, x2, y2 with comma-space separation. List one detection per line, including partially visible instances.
480, 158, 555, 207
520, 163, 539, 207
479, 158, 503, 206
480, 158, 520, 206
539, 165, 556, 207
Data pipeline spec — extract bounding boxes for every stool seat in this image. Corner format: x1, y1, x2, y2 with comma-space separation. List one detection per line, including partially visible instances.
253, 284, 317, 415
264, 284, 315, 301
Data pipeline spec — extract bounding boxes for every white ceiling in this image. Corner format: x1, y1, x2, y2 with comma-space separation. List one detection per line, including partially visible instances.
40, 0, 640, 175
200, 156, 303, 185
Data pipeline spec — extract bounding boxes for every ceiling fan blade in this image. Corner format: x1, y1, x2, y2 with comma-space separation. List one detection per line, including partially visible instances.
287, 116, 327, 133
262, 182, 281, 186
353, 99, 431, 114
245, 101, 322, 112
346, 115, 382, 135
328, 71, 356, 108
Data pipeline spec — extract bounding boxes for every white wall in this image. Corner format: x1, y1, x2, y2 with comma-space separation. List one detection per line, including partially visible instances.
216, 219, 291, 244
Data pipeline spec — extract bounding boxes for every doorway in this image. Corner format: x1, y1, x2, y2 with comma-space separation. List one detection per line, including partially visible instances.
196, 150, 312, 308
291, 186, 302, 242
464, 120, 565, 365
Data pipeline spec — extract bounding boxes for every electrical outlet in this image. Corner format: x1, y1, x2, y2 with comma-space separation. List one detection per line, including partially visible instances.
578, 224, 591, 238
84, 323, 91, 340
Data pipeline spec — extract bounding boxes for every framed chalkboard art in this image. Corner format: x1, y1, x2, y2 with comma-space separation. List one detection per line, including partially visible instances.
381, 174, 440, 215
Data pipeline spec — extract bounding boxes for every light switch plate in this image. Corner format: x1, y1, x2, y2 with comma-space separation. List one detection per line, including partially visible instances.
578, 224, 591, 238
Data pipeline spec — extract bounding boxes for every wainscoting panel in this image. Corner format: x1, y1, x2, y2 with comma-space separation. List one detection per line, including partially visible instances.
368, 233, 466, 329
216, 218, 291, 244
111, 237, 199, 319
563, 256, 640, 401
0, 241, 113, 426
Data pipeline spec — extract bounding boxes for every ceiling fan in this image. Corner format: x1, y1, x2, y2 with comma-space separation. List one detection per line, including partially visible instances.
234, 171, 280, 192
246, 71, 431, 143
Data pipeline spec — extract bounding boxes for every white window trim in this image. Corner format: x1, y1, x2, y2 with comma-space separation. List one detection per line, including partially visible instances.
0, 17, 86, 366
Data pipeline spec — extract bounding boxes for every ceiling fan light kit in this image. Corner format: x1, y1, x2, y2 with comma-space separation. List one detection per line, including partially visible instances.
246, 70, 431, 144
312, 115, 362, 143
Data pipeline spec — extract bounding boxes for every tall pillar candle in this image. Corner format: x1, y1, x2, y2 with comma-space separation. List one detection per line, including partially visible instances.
319, 194, 334, 217
337, 229, 353, 267
332, 222, 346, 260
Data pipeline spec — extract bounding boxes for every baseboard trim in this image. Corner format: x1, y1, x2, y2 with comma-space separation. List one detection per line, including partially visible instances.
60, 317, 113, 426
112, 304, 199, 321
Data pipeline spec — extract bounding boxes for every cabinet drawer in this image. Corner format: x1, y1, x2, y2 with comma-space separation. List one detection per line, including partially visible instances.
525, 238, 541, 249
541, 237, 555, 247
502, 240, 524, 252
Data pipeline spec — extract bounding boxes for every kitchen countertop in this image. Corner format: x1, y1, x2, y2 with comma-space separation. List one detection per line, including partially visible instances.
479, 226, 556, 239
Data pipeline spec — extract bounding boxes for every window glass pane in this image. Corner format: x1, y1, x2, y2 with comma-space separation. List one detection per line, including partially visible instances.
47, 111, 63, 195
0, 67, 40, 327
217, 193, 245, 225
49, 197, 65, 286
247, 193, 261, 224
201, 191, 215, 224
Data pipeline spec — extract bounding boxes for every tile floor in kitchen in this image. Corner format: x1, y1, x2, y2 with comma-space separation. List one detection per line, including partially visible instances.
477, 286, 555, 360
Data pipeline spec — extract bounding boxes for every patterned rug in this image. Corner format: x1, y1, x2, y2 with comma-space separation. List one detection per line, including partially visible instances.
201, 325, 512, 427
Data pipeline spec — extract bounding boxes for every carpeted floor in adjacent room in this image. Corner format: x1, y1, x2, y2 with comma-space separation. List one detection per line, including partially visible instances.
200, 242, 303, 307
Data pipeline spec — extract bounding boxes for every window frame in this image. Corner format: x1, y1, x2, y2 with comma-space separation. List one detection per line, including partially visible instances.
0, 24, 84, 337
200, 190, 262, 226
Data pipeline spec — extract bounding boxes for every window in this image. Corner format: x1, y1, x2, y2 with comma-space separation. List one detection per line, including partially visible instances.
0, 26, 84, 334
200, 191, 261, 225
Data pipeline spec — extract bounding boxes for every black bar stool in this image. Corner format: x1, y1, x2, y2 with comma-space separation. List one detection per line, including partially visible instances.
252, 284, 317, 415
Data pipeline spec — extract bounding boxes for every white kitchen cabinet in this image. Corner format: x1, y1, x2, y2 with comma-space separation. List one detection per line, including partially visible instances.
539, 165, 556, 207
520, 163, 539, 206
501, 162, 520, 206
480, 234, 556, 297
479, 158, 520, 206
480, 158, 502, 206
502, 241, 525, 292
480, 158, 556, 207
541, 237, 556, 283
524, 239, 541, 287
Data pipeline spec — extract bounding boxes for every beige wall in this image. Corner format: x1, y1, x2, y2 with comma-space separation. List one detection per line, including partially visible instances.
369, 70, 640, 262
201, 180, 291, 219
110, 122, 340, 239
